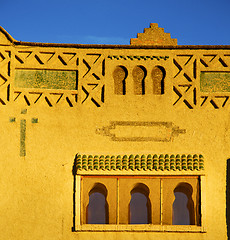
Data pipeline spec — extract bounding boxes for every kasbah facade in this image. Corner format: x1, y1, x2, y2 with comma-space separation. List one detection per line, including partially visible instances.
0, 23, 230, 240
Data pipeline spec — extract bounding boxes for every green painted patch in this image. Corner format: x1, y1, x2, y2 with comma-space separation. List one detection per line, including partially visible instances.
200, 72, 230, 92
9, 117, 15, 122
20, 119, 26, 157
21, 109, 27, 114
15, 69, 77, 90
31, 118, 38, 123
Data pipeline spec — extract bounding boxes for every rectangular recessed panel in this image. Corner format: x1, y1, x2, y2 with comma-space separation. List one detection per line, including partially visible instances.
14, 69, 77, 90
200, 72, 230, 92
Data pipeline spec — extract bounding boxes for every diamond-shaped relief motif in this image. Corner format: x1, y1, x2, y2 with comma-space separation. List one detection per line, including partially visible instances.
173, 85, 197, 109
174, 55, 197, 83
82, 84, 104, 107
173, 55, 197, 109
81, 54, 105, 79
79, 54, 105, 107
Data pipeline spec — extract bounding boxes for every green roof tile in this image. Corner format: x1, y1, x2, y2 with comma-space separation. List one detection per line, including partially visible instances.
75, 154, 204, 172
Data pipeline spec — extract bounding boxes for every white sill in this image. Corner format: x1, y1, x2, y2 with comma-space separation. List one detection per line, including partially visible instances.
75, 224, 205, 233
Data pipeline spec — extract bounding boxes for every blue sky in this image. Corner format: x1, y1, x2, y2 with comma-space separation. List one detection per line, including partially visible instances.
1, 0, 230, 45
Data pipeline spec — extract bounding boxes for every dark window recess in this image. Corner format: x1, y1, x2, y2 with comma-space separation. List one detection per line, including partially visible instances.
129, 184, 151, 224
87, 183, 109, 224
172, 182, 195, 225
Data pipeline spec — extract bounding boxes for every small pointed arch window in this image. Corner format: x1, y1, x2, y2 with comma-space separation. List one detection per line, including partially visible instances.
172, 182, 195, 225
87, 183, 109, 224
151, 66, 165, 94
129, 183, 151, 224
113, 65, 128, 95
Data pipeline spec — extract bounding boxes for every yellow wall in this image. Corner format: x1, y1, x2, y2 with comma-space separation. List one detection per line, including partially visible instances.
0, 26, 230, 240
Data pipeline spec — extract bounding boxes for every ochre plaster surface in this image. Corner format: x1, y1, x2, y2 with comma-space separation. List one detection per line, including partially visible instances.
0, 24, 230, 240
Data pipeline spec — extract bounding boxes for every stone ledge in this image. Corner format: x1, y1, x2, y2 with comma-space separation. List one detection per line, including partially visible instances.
75, 224, 205, 233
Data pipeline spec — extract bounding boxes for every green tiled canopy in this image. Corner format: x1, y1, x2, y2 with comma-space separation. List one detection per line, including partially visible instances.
75, 154, 204, 171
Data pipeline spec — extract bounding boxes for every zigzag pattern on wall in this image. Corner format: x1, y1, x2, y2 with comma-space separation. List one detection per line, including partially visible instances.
199, 54, 230, 109
78, 53, 105, 107
13, 48, 79, 107
173, 53, 230, 109
0, 49, 106, 107
0, 47, 11, 105
173, 55, 197, 109
0, 46, 230, 109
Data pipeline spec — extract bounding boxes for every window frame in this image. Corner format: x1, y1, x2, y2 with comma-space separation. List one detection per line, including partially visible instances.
74, 171, 206, 233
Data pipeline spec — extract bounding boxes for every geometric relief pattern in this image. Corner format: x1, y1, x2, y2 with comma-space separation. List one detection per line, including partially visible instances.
199, 54, 230, 109
14, 49, 78, 69
173, 55, 197, 109
11, 50, 106, 108
173, 53, 230, 109
108, 55, 169, 61
0, 47, 11, 105
78, 54, 105, 107
96, 121, 186, 142
0, 46, 107, 108
13, 48, 79, 107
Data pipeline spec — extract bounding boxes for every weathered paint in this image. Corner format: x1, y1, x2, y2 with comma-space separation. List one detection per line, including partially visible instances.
15, 69, 77, 90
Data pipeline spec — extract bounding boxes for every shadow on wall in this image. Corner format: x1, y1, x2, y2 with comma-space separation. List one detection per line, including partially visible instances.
72, 155, 77, 232
227, 159, 230, 239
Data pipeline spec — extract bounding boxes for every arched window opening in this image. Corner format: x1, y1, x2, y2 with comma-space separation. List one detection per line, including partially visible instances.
172, 182, 195, 225
132, 65, 147, 95
152, 66, 165, 95
129, 183, 151, 224
113, 65, 128, 95
87, 183, 109, 224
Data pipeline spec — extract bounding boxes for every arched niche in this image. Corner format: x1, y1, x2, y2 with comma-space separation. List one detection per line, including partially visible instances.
151, 66, 165, 95
87, 183, 109, 224
113, 65, 128, 95
129, 183, 151, 224
172, 182, 195, 225
132, 65, 147, 95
